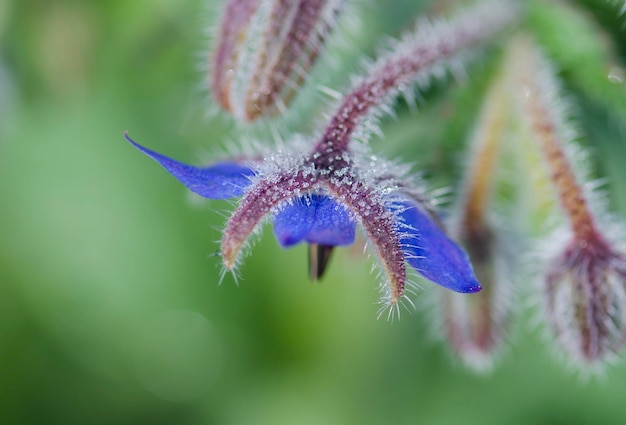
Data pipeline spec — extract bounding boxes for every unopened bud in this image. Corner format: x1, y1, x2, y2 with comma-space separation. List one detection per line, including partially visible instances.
210, 0, 343, 122
545, 235, 626, 365
442, 67, 514, 371
511, 36, 626, 367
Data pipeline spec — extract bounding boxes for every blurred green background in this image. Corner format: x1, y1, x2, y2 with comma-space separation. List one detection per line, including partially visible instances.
2, 1, 626, 424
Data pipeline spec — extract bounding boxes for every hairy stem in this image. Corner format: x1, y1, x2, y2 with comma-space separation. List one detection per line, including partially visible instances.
315, 0, 517, 153
513, 38, 599, 242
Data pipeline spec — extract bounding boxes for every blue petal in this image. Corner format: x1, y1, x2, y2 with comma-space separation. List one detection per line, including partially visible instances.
125, 133, 254, 199
273, 195, 356, 248
396, 201, 481, 293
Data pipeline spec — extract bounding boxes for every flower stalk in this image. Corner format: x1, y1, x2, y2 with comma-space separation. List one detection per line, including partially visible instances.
443, 64, 513, 371
314, 0, 517, 153
512, 37, 626, 366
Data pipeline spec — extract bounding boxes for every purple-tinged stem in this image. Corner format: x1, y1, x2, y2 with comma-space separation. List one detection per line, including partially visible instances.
325, 179, 406, 304
221, 171, 319, 269
314, 1, 516, 153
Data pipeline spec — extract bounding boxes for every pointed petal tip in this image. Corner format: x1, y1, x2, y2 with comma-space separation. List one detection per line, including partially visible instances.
124, 131, 148, 153
395, 199, 482, 294
459, 279, 482, 294
124, 131, 140, 148
123, 132, 254, 199
123, 131, 168, 161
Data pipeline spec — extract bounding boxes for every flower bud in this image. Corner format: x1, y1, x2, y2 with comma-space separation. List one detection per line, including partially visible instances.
441, 67, 514, 371
210, 0, 343, 122
511, 36, 626, 367
545, 236, 626, 365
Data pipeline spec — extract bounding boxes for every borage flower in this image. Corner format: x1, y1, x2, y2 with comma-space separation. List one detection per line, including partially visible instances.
127, 0, 517, 312
126, 133, 480, 312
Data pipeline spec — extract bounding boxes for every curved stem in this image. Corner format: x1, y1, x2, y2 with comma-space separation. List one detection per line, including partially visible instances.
314, 1, 516, 154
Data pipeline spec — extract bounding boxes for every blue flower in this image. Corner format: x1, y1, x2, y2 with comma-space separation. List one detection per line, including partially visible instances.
127, 133, 481, 305
121, 0, 522, 310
